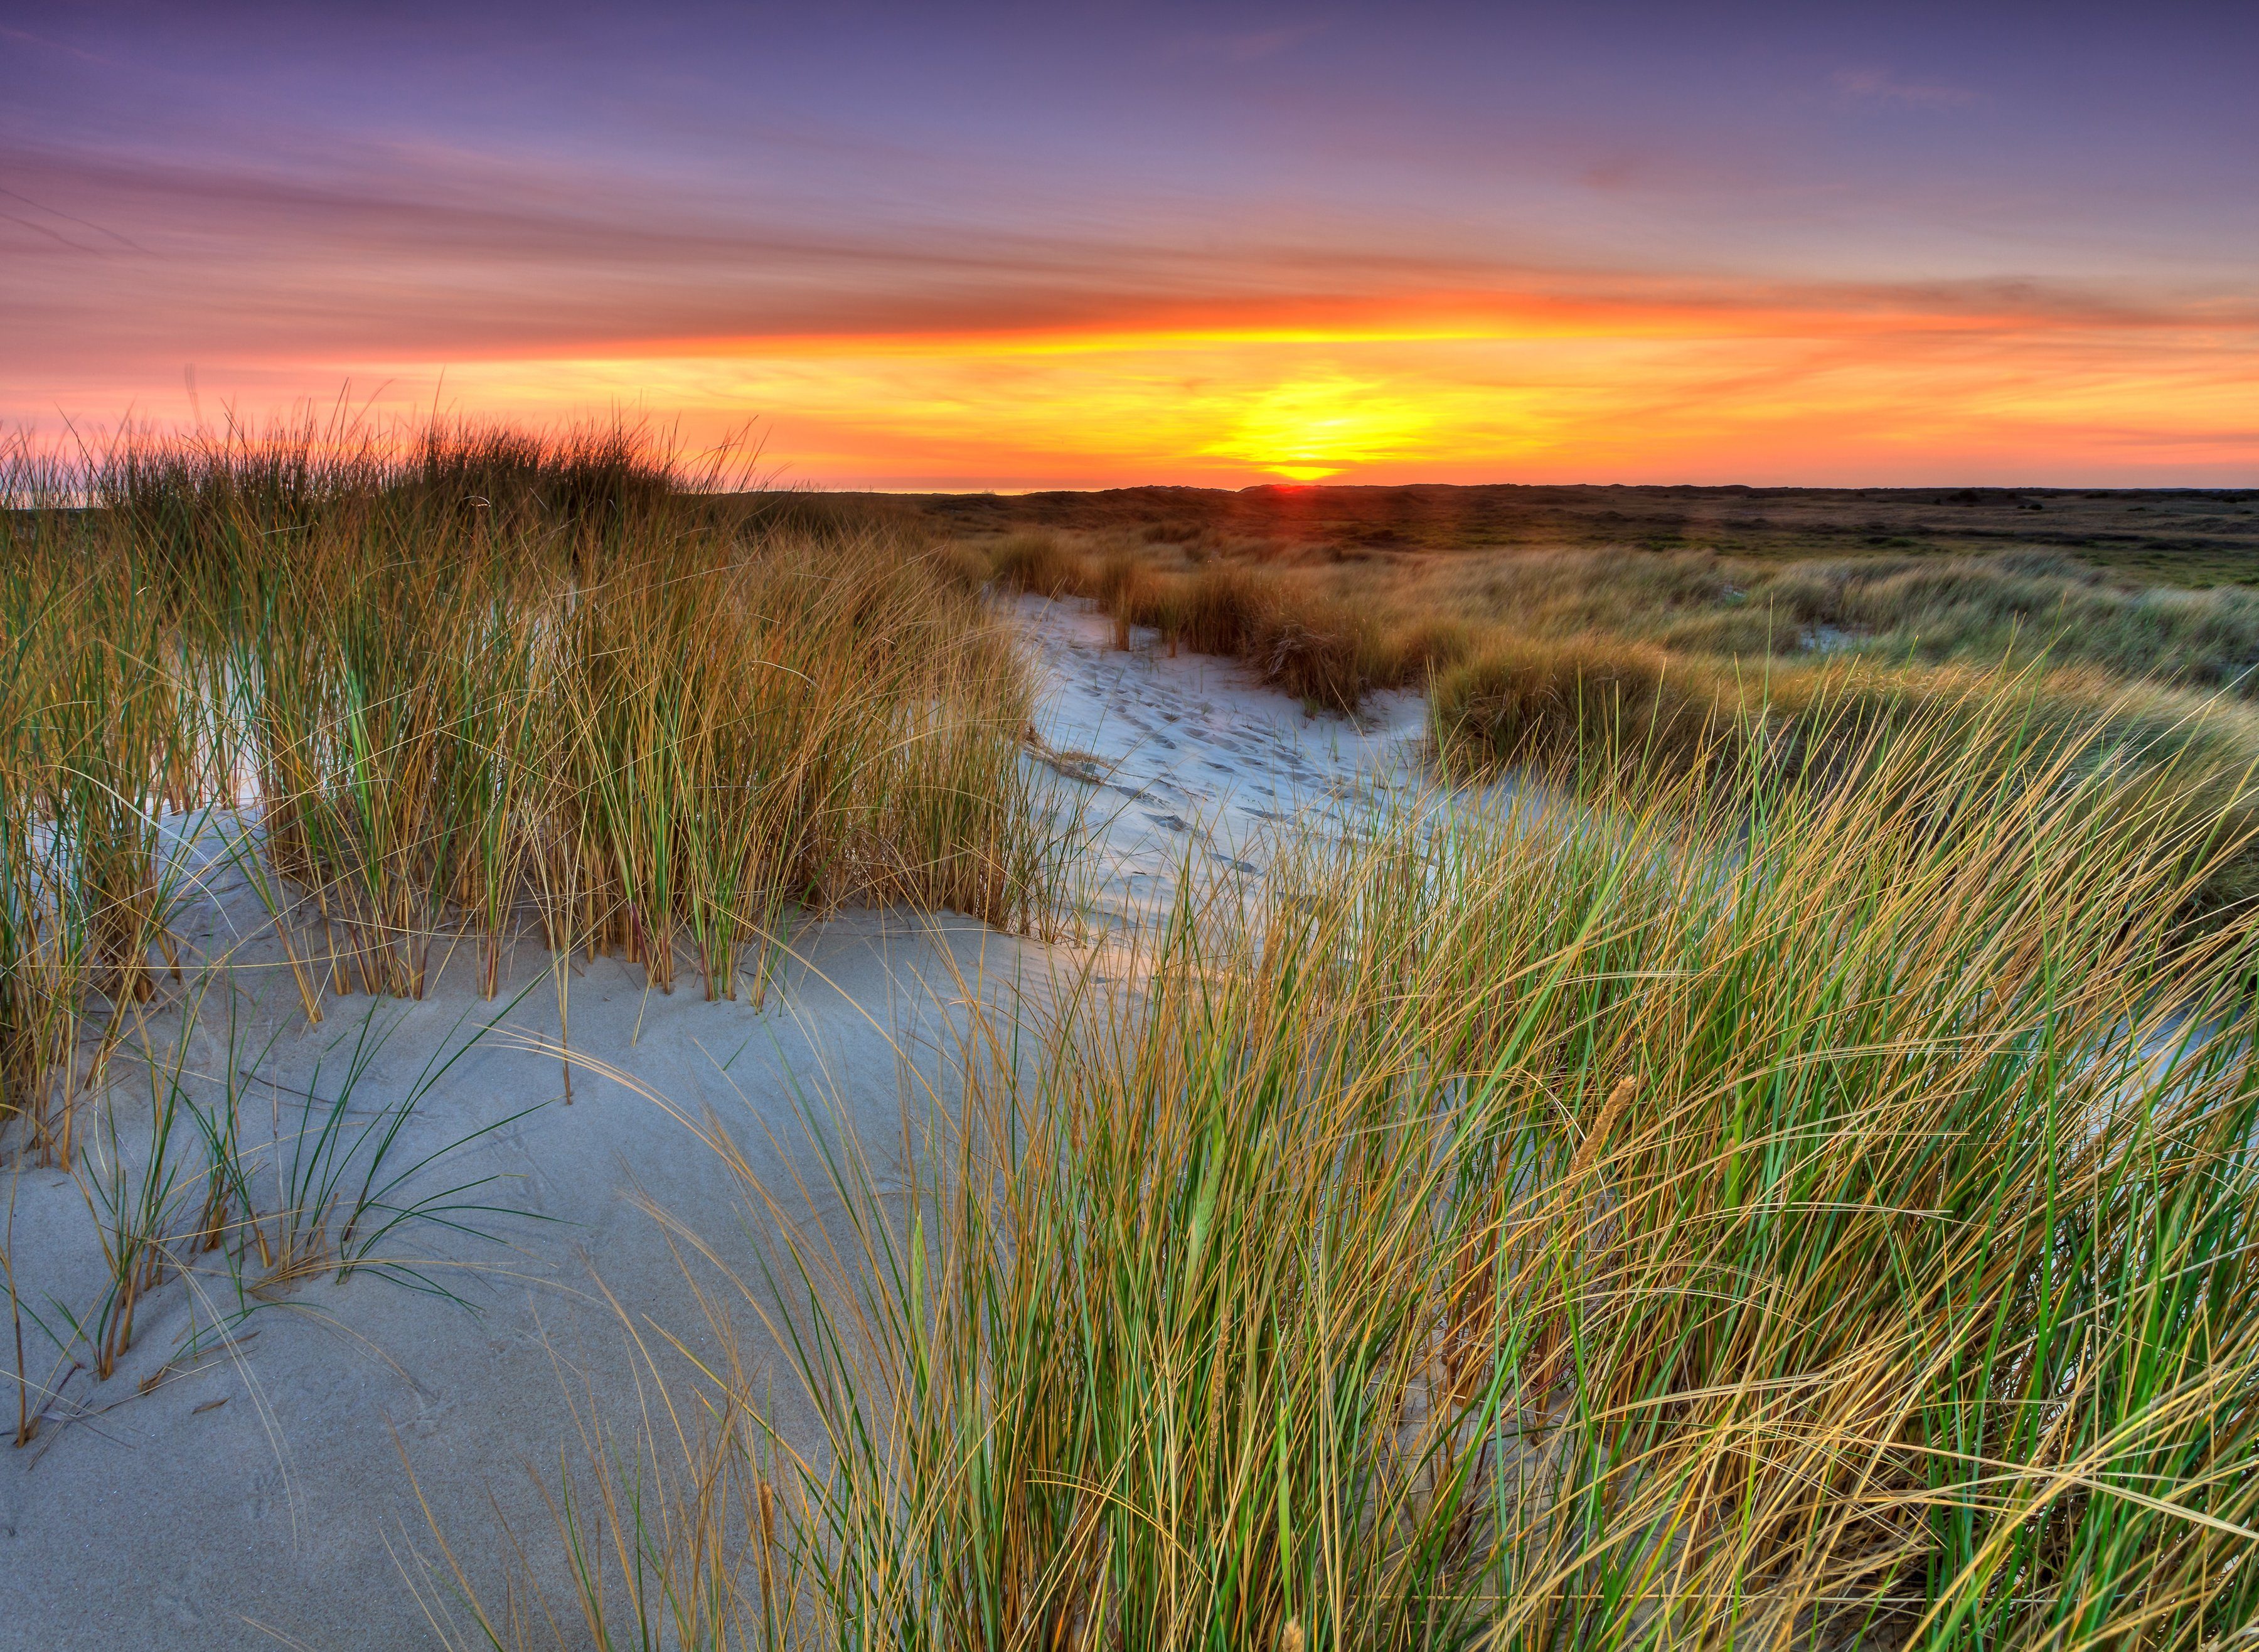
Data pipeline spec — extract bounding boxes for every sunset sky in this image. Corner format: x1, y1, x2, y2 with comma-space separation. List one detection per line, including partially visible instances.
5, 1, 2255, 488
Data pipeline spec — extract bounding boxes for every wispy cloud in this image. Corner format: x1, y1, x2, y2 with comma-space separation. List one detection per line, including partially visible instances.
1831, 67, 1979, 109
12, 132, 2247, 381
1168, 18, 1333, 63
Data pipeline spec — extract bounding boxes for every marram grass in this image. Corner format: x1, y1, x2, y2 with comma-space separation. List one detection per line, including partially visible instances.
440, 705, 2259, 1650
0, 417, 1067, 1150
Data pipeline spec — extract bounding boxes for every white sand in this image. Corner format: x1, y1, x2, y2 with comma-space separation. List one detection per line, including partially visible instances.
0, 598, 1432, 1649
1018, 594, 1429, 919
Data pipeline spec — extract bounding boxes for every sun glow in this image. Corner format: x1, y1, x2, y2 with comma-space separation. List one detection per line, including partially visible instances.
122, 297, 2259, 491
1202, 374, 1438, 479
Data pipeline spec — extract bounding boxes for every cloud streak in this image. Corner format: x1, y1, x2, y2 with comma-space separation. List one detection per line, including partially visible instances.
1830, 67, 1979, 109
9, 137, 2249, 366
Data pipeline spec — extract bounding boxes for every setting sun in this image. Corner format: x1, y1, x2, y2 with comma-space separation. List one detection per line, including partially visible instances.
1202, 373, 1437, 479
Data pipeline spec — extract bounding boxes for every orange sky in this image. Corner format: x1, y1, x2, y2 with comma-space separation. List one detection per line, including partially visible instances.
394, 287, 2259, 488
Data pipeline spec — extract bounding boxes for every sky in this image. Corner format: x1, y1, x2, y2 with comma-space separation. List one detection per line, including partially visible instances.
4, 0, 2256, 488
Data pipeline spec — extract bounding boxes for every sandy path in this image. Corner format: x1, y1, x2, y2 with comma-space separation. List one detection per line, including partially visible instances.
0, 598, 1429, 1649
1017, 594, 1430, 922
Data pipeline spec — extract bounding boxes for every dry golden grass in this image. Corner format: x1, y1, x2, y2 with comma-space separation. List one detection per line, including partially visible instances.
0, 415, 1072, 1459
0, 418, 1066, 1152
976, 526, 2259, 915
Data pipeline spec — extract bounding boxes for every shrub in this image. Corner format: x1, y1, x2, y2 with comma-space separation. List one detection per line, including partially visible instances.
986, 530, 1089, 598
1433, 635, 1728, 774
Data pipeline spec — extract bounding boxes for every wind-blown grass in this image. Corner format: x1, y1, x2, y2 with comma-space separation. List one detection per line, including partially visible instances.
980, 527, 2259, 706
0, 415, 1065, 1147
437, 702, 2259, 1649
1430, 642, 2259, 915
0, 413, 1066, 1444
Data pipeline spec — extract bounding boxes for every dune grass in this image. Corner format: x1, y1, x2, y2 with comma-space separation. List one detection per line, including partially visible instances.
436, 700, 2259, 1649
1429, 641, 2259, 916
978, 512, 2259, 696
0, 415, 1065, 1153
0, 415, 1069, 1441
980, 525, 2259, 706
987, 531, 1384, 711
18, 434, 2259, 1638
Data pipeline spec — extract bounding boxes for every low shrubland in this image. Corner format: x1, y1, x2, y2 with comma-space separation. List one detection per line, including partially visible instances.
980, 526, 2259, 707
442, 707, 2259, 1649
980, 528, 2259, 916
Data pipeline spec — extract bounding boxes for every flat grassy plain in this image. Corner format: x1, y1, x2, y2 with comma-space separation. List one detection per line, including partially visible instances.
10, 445, 2259, 1647
898, 481, 2259, 585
